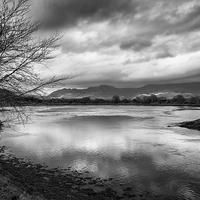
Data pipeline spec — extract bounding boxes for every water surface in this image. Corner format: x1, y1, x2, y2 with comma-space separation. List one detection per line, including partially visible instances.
1, 106, 200, 199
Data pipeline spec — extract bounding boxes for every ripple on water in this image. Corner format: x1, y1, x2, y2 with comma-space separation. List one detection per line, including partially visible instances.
1, 105, 200, 199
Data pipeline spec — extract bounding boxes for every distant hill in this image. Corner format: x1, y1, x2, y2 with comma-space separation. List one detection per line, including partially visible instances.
48, 82, 200, 99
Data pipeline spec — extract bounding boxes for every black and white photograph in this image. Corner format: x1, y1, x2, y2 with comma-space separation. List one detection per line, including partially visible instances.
1, 0, 200, 199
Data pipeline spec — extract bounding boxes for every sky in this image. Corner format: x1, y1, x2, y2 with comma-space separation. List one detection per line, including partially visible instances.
34, 0, 200, 88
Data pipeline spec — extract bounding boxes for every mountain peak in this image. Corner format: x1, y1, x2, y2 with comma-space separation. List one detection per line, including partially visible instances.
48, 82, 200, 99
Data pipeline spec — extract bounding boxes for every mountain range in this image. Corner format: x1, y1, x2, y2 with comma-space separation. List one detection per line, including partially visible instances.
48, 82, 200, 99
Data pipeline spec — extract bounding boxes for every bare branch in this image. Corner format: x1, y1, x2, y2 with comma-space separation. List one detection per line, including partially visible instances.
0, 0, 71, 124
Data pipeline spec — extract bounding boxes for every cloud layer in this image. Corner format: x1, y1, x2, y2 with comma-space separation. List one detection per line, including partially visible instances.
40, 0, 140, 29
35, 0, 200, 88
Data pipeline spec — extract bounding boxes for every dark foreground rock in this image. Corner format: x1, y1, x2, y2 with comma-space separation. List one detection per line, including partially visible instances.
177, 119, 200, 131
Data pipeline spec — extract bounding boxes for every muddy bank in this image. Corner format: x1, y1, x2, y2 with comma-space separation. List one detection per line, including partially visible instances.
0, 146, 45, 200
0, 147, 117, 200
0, 146, 155, 200
177, 119, 200, 131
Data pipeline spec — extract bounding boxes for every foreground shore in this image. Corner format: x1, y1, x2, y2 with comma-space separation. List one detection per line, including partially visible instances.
0, 146, 155, 200
0, 146, 119, 200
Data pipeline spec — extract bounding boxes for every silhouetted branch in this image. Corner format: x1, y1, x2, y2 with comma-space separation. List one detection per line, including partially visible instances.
0, 0, 71, 125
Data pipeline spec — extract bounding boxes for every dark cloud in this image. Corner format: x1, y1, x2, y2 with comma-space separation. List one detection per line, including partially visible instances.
42, 0, 140, 29
35, 0, 200, 88
169, 5, 200, 34
155, 50, 174, 59
120, 38, 152, 51
63, 70, 200, 89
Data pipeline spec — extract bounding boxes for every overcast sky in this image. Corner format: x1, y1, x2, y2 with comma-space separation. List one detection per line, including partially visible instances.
35, 0, 200, 88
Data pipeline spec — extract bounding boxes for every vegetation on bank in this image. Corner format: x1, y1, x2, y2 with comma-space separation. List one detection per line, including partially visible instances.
2, 94, 200, 107
177, 119, 200, 131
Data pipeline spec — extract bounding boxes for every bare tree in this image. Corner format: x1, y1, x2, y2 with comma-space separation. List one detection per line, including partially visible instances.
0, 0, 67, 125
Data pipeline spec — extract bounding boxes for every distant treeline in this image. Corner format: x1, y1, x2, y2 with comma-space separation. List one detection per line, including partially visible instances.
1, 94, 200, 106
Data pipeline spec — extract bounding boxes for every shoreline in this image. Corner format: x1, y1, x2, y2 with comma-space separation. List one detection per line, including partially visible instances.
0, 146, 45, 200
2, 101, 200, 107
10, 104, 200, 107
0, 147, 118, 200
0, 146, 153, 200
177, 119, 200, 131
2, 104, 200, 109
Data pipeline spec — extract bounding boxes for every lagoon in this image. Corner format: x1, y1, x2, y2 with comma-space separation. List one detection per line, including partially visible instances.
1, 106, 200, 199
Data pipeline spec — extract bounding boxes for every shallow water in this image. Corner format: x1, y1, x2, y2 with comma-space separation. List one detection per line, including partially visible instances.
1, 106, 200, 199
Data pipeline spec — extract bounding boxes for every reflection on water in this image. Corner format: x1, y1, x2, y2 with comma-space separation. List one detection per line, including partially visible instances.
1, 106, 200, 199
